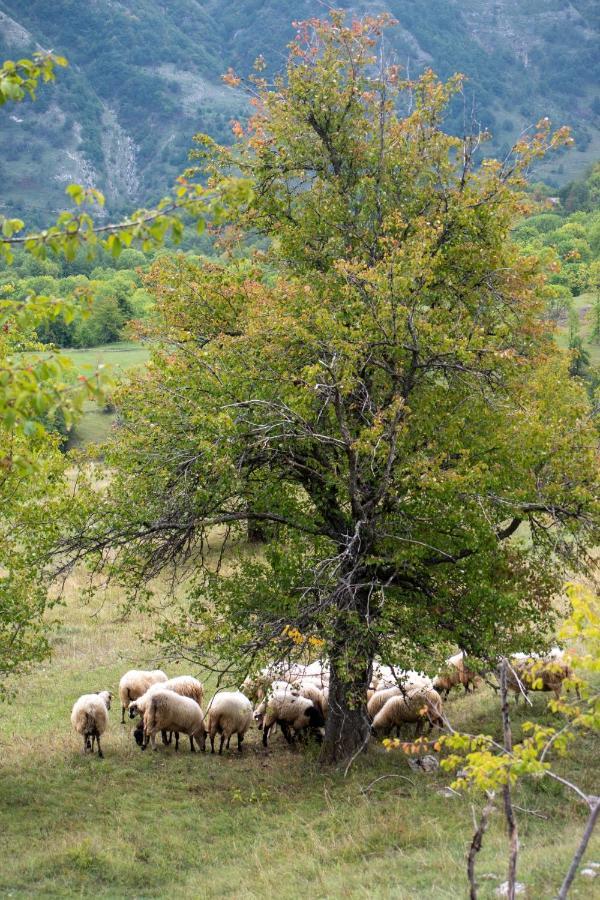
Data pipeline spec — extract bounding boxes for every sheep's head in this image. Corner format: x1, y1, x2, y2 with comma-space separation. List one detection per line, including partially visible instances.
305, 704, 325, 729
133, 723, 145, 747
128, 702, 140, 719
253, 699, 267, 729
97, 690, 112, 710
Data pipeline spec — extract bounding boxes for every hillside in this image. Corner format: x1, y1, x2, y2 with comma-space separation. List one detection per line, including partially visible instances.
0, 0, 598, 219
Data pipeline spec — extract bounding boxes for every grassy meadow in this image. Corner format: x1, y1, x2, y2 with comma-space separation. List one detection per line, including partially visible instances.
0, 571, 598, 899
555, 292, 600, 368
60, 342, 150, 447
58, 342, 151, 373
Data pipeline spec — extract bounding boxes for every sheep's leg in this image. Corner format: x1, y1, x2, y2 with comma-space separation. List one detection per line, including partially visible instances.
210, 733, 216, 754
237, 733, 244, 752
83, 735, 90, 754
280, 722, 293, 744
174, 732, 179, 752
189, 735, 195, 752
218, 734, 225, 755
414, 720, 423, 738
90, 734, 96, 752
226, 735, 231, 749
96, 734, 103, 759
121, 706, 126, 725
161, 729, 169, 745
262, 724, 271, 748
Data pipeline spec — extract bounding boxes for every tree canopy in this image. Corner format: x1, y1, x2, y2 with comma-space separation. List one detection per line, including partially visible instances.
60, 14, 599, 762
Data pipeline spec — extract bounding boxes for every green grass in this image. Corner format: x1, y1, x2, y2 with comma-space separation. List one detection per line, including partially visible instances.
58, 342, 151, 375
57, 343, 150, 448
555, 292, 600, 368
25, 341, 150, 447
0, 576, 598, 898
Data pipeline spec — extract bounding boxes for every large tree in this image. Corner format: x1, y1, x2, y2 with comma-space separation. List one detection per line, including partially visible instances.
62, 14, 599, 762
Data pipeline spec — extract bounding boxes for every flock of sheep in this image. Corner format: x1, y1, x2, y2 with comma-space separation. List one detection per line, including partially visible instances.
70, 648, 575, 758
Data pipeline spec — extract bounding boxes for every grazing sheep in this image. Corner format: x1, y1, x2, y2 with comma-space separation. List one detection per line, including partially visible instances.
241, 672, 274, 704
433, 651, 481, 699
71, 690, 112, 758
128, 675, 204, 719
139, 690, 206, 752
128, 675, 204, 748
118, 669, 168, 724
370, 665, 433, 693
260, 690, 325, 747
205, 691, 253, 754
241, 660, 330, 702
280, 661, 329, 684
367, 685, 401, 720
371, 688, 444, 738
507, 654, 574, 702
298, 681, 327, 719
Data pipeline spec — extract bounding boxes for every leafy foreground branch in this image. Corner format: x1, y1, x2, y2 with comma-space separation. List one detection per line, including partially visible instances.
58, 12, 599, 765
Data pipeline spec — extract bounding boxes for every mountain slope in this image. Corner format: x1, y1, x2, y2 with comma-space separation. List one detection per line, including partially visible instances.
1, 0, 598, 220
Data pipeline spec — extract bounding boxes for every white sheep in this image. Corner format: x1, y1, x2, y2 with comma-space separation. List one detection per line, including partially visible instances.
139, 689, 206, 752
370, 664, 432, 693
259, 689, 325, 747
128, 675, 204, 747
241, 660, 330, 701
128, 675, 204, 719
71, 690, 112, 758
367, 685, 402, 720
371, 688, 444, 738
204, 691, 253, 754
118, 669, 168, 723
298, 681, 327, 719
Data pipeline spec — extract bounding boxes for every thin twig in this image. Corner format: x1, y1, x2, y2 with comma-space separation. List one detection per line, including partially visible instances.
360, 773, 415, 793
513, 805, 548, 821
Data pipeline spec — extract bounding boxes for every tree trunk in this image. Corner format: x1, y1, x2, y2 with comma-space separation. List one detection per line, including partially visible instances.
320, 642, 373, 766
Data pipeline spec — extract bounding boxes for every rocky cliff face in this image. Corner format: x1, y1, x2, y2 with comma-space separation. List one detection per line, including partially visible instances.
0, 0, 597, 219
